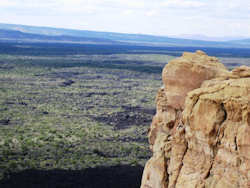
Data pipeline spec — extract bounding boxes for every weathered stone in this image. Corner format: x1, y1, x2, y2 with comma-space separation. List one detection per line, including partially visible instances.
162, 50, 229, 110
232, 65, 250, 78
141, 51, 250, 188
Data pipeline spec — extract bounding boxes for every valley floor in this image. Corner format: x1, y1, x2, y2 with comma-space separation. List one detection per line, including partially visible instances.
0, 47, 249, 187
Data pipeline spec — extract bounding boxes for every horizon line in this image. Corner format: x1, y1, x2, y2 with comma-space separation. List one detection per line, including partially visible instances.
0, 22, 249, 41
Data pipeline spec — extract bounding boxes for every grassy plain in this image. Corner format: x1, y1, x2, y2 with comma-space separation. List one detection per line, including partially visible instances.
0, 43, 249, 187
0, 52, 175, 186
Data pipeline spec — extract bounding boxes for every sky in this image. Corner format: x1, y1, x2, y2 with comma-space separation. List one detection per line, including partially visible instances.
0, 0, 250, 37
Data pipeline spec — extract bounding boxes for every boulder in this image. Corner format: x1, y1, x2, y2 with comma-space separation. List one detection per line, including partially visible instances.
162, 50, 229, 110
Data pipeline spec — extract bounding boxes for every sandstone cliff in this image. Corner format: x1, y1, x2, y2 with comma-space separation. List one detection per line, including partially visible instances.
141, 51, 250, 188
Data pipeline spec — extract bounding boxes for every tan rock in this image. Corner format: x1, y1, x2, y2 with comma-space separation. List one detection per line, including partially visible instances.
141, 51, 250, 188
162, 50, 228, 110
141, 154, 168, 188
232, 65, 250, 77
180, 77, 250, 188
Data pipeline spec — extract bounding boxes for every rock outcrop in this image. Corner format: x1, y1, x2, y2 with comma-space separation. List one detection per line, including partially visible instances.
141, 51, 250, 188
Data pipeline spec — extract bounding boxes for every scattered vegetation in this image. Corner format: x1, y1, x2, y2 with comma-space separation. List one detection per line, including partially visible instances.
0, 52, 173, 182
0, 42, 249, 187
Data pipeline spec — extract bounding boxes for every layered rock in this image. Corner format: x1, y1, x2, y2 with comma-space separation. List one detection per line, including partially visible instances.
141, 51, 250, 188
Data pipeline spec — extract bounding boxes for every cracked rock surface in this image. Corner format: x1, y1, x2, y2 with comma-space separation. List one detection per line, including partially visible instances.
141, 51, 250, 188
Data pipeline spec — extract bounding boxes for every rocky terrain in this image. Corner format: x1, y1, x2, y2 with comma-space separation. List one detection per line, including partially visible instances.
141, 51, 250, 188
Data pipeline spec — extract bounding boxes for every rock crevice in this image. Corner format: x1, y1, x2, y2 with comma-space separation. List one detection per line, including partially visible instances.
141, 51, 250, 188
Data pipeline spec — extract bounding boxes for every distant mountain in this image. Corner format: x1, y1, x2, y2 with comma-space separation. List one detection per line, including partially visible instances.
171, 34, 248, 42
228, 38, 250, 45
0, 29, 119, 44
0, 23, 250, 48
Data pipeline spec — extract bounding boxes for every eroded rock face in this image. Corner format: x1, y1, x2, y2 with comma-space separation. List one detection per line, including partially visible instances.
141, 51, 250, 188
162, 50, 229, 110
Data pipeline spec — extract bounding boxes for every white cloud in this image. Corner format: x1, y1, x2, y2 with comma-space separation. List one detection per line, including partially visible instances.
0, 0, 250, 37
107, 0, 146, 8
0, 0, 58, 9
122, 9, 134, 16
161, 0, 206, 8
0, 1, 17, 7
146, 10, 157, 17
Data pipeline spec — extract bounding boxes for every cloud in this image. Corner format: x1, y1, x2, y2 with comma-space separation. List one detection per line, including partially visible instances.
0, 1, 18, 7
122, 9, 134, 16
0, 0, 250, 37
107, 0, 146, 8
146, 10, 157, 17
0, 0, 58, 9
161, 0, 206, 8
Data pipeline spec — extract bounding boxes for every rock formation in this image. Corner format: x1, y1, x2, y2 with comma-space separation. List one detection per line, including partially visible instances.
141, 51, 250, 188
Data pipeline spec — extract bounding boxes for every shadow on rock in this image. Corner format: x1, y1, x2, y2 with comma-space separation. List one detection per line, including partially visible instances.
0, 165, 144, 188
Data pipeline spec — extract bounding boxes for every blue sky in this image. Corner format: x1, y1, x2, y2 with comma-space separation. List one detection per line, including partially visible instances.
0, 0, 250, 37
